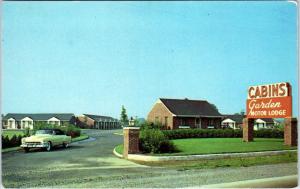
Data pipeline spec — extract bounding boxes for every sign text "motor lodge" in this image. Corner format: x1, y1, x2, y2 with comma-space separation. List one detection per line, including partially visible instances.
246, 82, 292, 118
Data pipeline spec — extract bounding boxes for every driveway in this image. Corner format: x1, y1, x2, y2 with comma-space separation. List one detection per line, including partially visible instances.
2, 129, 297, 188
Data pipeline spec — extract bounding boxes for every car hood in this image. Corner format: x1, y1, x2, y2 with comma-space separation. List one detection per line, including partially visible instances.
23, 135, 53, 142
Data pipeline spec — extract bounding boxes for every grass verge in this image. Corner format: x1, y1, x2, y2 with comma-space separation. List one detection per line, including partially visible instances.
115, 144, 124, 154
2, 147, 21, 153
165, 138, 297, 155
133, 151, 297, 169
71, 134, 89, 142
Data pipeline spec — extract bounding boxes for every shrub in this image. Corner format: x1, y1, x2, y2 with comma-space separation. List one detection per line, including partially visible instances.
2, 135, 9, 148
64, 124, 81, 138
4, 136, 10, 148
33, 122, 81, 138
159, 140, 177, 153
139, 128, 177, 153
24, 127, 31, 137
2, 134, 23, 149
140, 121, 165, 130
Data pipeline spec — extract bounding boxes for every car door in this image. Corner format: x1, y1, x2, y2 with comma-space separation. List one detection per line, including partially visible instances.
51, 130, 61, 146
55, 130, 69, 145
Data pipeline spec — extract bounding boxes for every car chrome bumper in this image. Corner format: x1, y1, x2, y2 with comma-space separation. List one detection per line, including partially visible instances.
20, 144, 48, 148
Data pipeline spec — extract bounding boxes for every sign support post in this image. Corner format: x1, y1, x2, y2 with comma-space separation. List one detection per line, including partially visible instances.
284, 118, 297, 146
243, 118, 254, 142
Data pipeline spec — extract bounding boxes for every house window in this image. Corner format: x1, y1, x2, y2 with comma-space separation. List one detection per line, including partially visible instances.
207, 119, 215, 129
181, 118, 187, 125
155, 117, 159, 123
165, 117, 168, 126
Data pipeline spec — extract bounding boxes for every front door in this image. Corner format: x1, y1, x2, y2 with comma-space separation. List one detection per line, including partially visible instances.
195, 118, 201, 128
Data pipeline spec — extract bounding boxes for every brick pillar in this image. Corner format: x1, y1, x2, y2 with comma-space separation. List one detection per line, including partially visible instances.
243, 118, 254, 142
284, 118, 297, 146
123, 127, 140, 158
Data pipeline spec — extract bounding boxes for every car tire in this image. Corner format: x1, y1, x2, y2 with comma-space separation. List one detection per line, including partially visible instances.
45, 142, 52, 152
24, 147, 30, 153
63, 142, 69, 148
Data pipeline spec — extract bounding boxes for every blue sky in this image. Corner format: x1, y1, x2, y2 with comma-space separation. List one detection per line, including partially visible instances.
2, 1, 298, 118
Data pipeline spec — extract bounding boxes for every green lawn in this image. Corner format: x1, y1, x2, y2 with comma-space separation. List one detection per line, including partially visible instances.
2, 130, 25, 139
169, 138, 296, 155
115, 138, 297, 156
135, 152, 297, 169
115, 144, 124, 154
115, 138, 297, 168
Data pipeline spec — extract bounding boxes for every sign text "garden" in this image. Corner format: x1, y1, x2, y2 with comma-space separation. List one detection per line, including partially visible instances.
246, 82, 292, 118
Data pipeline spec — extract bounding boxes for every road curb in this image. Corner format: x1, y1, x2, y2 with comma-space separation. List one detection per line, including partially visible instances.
113, 147, 123, 158
113, 149, 297, 162
199, 174, 298, 188
113, 133, 123, 136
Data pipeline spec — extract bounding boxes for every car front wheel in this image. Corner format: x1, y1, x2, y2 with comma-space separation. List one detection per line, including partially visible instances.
24, 147, 30, 153
45, 142, 52, 151
63, 142, 69, 148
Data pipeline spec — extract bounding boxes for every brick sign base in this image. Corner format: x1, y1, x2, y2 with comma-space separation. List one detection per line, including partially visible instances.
123, 127, 140, 158
243, 118, 297, 147
284, 118, 297, 146
243, 118, 254, 142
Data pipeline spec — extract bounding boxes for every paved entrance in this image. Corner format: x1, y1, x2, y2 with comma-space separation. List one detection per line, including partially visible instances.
2, 129, 297, 188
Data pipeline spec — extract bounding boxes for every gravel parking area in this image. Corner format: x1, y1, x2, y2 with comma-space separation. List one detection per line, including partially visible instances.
2, 129, 297, 188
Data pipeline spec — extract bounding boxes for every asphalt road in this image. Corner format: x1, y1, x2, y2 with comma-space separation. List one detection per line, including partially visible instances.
2, 129, 297, 188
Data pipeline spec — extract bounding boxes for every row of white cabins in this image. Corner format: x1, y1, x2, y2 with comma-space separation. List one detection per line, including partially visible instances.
1, 113, 121, 130
2, 112, 279, 131
221, 114, 279, 130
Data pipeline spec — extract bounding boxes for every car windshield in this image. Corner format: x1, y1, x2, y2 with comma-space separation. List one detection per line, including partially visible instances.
35, 130, 53, 135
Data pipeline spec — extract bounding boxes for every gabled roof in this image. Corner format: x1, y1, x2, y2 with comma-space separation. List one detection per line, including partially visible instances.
222, 114, 245, 124
3, 113, 74, 121
159, 98, 222, 117
257, 118, 275, 123
83, 114, 118, 122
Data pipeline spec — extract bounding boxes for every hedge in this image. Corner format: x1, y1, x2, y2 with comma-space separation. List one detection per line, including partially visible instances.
162, 129, 284, 140
2, 135, 22, 149
33, 122, 81, 138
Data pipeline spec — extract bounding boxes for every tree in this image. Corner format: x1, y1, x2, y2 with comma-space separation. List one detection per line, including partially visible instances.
210, 103, 219, 112
120, 105, 129, 126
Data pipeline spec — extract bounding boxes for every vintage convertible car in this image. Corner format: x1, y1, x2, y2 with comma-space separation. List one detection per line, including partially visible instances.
20, 129, 72, 152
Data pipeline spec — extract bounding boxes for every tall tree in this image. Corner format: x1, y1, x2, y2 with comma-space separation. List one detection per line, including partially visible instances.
120, 105, 129, 126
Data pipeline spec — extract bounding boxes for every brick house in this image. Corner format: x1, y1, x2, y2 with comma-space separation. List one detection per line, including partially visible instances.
147, 98, 223, 130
